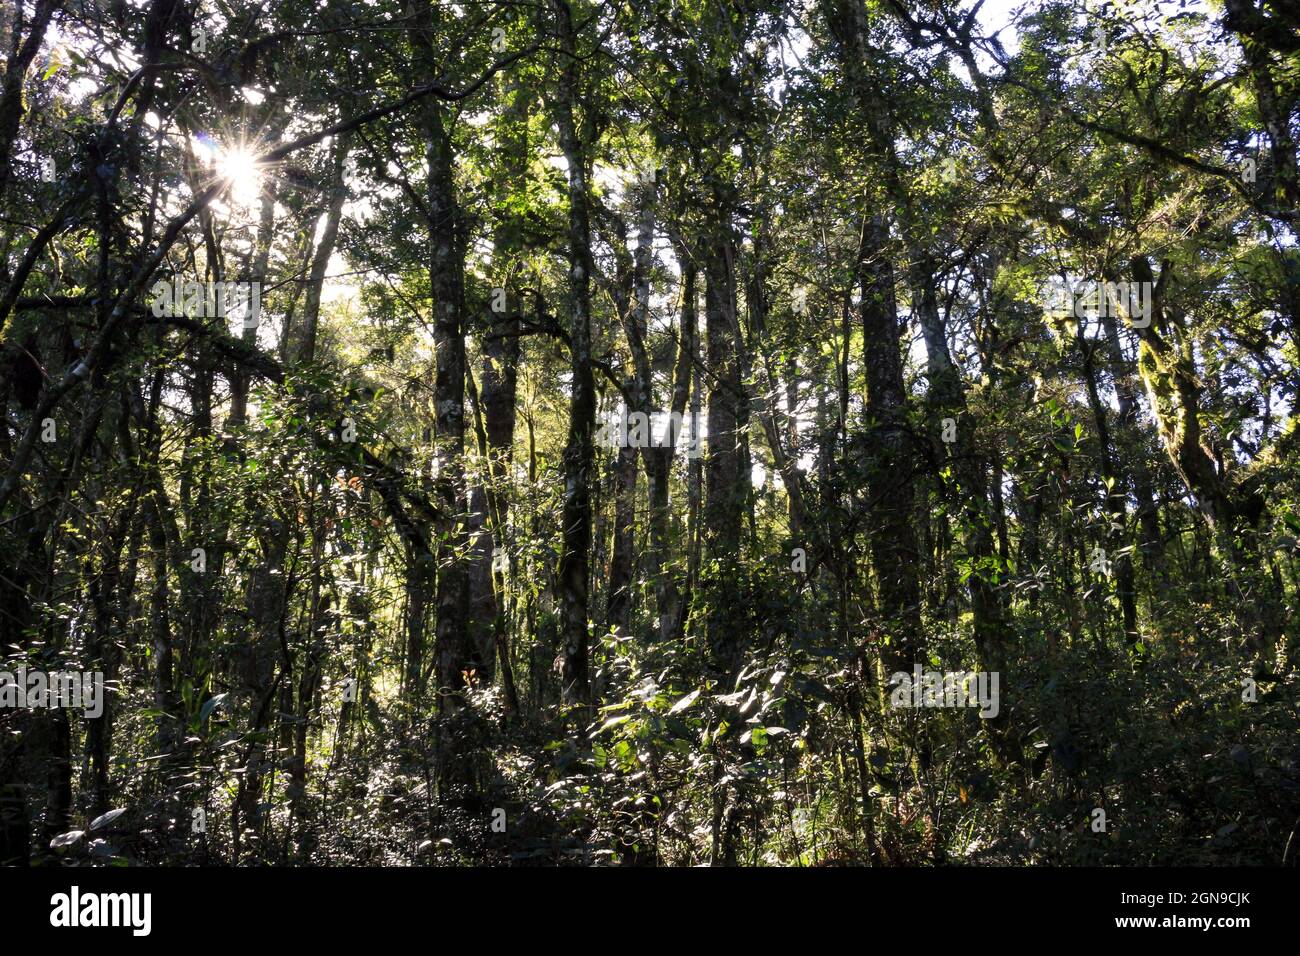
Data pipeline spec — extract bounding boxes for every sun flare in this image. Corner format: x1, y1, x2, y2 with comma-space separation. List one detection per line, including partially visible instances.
213, 145, 264, 208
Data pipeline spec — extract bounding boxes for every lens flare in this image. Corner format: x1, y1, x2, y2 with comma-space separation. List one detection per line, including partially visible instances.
214, 145, 263, 207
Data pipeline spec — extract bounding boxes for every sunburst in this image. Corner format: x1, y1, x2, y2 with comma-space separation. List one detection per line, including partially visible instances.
214, 144, 265, 209
194, 132, 269, 211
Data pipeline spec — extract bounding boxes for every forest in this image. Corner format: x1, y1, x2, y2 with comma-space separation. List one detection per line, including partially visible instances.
0, 0, 1297, 869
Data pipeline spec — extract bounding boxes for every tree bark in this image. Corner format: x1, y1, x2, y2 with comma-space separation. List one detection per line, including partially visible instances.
552, 0, 596, 713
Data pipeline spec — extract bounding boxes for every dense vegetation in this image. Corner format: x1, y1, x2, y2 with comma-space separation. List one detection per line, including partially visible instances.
0, 0, 1298, 867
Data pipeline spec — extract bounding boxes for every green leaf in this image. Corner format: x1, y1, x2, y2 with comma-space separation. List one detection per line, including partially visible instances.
50, 830, 84, 850
598, 713, 632, 733
89, 808, 127, 831
667, 689, 700, 715
199, 692, 228, 724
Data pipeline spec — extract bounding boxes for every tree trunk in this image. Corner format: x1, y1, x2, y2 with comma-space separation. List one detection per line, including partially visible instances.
297, 140, 349, 364
552, 0, 596, 714
858, 214, 923, 672
703, 219, 746, 676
